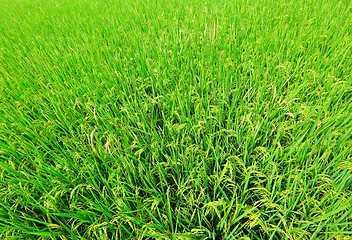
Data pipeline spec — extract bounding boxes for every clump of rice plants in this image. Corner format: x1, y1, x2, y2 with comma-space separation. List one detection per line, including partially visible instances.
0, 0, 352, 239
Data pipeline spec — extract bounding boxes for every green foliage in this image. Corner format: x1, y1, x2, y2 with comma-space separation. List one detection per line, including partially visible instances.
0, 0, 352, 239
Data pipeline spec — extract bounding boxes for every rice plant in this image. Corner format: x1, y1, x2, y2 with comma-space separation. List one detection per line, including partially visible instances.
0, 0, 352, 239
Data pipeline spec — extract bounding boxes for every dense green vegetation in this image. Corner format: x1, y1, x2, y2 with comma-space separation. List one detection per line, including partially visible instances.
1, 0, 352, 239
